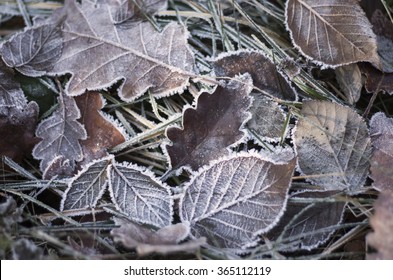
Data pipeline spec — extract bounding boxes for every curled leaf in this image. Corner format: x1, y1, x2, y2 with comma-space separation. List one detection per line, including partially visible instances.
285, 0, 380, 68
165, 73, 253, 172
108, 160, 173, 228
369, 112, 393, 192
61, 156, 112, 211
180, 152, 296, 249
294, 100, 371, 194
367, 191, 393, 260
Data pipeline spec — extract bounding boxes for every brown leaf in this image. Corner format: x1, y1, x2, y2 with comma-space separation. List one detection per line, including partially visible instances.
109, 0, 168, 24
75, 92, 126, 168
294, 100, 371, 194
165, 74, 253, 172
0, 60, 39, 162
285, 0, 380, 68
359, 63, 393, 95
334, 64, 363, 104
367, 191, 393, 260
369, 112, 393, 192
213, 50, 297, 101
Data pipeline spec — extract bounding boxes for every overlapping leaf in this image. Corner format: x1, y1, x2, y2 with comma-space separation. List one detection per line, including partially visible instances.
294, 101, 371, 194
180, 152, 296, 249
61, 156, 112, 211
369, 113, 393, 192
367, 191, 393, 260
32, 90, 87, 179
335, 64, 362, 104
108, 161, 173, 227
75, 92, 126, 168
285, 0, 380, 68
0, 60, 39, 162
109, 0, 168, 24
266, 191, 346, 252
165, 74, 253, 172
213, 50, 297, 101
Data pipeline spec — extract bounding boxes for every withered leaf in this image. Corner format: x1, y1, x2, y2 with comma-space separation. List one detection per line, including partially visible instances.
369, 113, 393, 192
248, 95, 287, 142
108, 160, 173, 228
294, 101, 371, 194
40, 0, 195, 102
32, 90, 87, 179
75, 92, 126, 168
110, 0, 168, 24
285, 0, 380, 68
0, 60, 39, 162
359, 63, 393, 95
367, 191, 393, 260
335, 64, 362, 104
180, 152, 296, 249
111, 218, 203, 255
213, 50, 297, 101
266, 191, 345, 252
61, 156, 112, 211
165, 74, 253, 172
0, 21, 63, 77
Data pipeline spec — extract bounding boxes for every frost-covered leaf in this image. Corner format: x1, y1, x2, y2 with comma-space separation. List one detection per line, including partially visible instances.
32, 90, 87, 179
213, 50, 297, 101
369, 113, 393, 192
367, 191, 393, 260
110, 0, 168, 24
108, 161, 173, 227
75, 92, 126, 168
360, 63, 393, 95
61, 156, 112, 211
28, 0, 195, 102
180, 152, 296, 249
111, 218, 202, 255
294, 100, 371, 194
285, 0, 380, 68
335, 64, 362, 104
0, 60, 39, 162
165, 74, 253, 172
0, 21, 63, 77
266, 191, 345, 252
248, 95, 287, 142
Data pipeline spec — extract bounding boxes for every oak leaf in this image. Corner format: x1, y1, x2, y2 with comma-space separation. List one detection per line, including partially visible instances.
165, 74, 253, 172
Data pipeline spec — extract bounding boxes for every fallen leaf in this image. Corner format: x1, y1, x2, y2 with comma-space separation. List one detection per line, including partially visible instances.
108, 160, 173, 228
111, 218, 204, 256
294, 100, 371, 194
16, 0, 195, 102
369, 112, 393, 192
180, 152, 296, 249
335, 64, 363, 104
165, 73, 253, 172
61, 156, 112, 211
359, 63, 393, 95
110, 0, 168, 24
266, 191, 346, 252
11, 238, 43, 260
75, 92, 126, 168
367, 191, 393, 260
32, 88, 87, 179
213, 50, 297, 101
0, 60, 39, 162
285, 0, 380, 68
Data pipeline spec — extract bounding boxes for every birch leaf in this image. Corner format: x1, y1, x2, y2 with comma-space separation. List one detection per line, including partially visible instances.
266, 191, 346, 252
369, 113, 393, 192
42, 0, 195, 102
213, 50, 297, 101
165, 74, 253, 172
0, 21, 63, 77
61, 156, 112, 211
294, 101, 371, 194
0, 60, 39, 162
75, 92, 126, 168
285, 0, 380, 68
180, 152, 296, 249
108, 160, 173, 227
367, 191, 393, 260
32, 90, 87, 179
